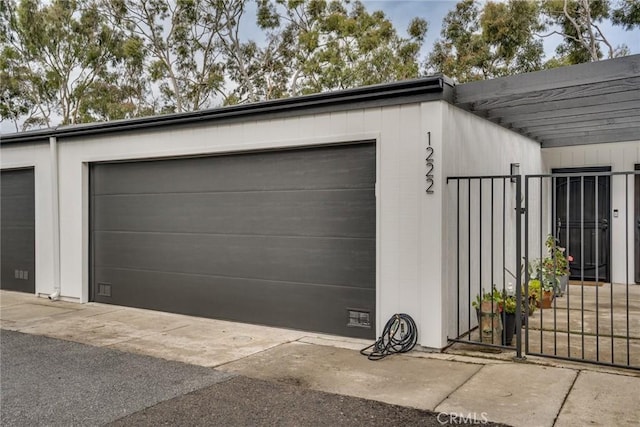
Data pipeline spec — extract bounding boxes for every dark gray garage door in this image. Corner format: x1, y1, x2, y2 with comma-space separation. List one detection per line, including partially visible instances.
91, 143, 376, 338
1, 168, 35, 293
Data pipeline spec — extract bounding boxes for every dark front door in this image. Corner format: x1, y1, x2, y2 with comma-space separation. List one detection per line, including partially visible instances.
554, 167, 611, 282
634, 165, 640, 283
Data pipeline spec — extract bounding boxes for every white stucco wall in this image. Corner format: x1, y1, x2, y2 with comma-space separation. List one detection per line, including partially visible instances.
440, 103, 544, 345
1, 101, 451, 349
542, 141, 640, 285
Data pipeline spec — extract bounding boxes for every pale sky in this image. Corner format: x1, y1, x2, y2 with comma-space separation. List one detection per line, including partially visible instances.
2, 0, 639, 134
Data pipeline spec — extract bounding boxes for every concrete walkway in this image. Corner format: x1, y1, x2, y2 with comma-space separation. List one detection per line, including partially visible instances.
1, 290, 639, 427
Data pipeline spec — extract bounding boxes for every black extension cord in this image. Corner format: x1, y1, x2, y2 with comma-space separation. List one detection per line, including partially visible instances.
360, 313, 418, 361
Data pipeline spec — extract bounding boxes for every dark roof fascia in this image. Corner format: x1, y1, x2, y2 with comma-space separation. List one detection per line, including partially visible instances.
1, 76, 446, 145
455, 54, 640, 106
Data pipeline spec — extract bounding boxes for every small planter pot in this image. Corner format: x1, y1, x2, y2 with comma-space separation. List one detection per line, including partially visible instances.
476, 301, 503, 345
557, 275, 569, 296
537, 290, 555, 309
501, 312, 516, 346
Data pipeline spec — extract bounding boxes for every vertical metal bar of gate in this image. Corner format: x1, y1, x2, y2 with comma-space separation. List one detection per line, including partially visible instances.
581, 176, 585, 359
595, 176, 600, 361
524, 176, 530, 355
626, 175, 630, 366
565, 177, 571, 358
515, 175, 523, 359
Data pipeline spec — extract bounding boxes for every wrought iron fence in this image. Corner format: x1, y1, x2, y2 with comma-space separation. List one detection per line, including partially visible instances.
446, 175, 523, 359
524, 170, 639, 370
447, 169, 639, 371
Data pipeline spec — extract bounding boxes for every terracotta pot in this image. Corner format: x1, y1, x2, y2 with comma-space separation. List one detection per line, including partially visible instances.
537, 290, 554, 309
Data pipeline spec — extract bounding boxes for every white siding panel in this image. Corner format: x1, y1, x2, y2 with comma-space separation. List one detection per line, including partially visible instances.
378, 105, 402, 324
0, 142, 55, 298
441, 103, 544, 345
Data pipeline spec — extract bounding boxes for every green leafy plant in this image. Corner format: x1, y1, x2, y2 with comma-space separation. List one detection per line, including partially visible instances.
503, 295, 517, 314
544, 235, 572, 277
472, 285, 504, 312
529, 234, 573, 292
528, 279, 542, 300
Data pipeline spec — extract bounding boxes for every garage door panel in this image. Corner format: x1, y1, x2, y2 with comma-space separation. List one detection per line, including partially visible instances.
92, 142, 375, 338
93, 144, 375, 195
1, 195, 35, 227
93, 267, 375, 339
94, 232, 375, 288
93, 190, 375, 238
1, 168, 35, 293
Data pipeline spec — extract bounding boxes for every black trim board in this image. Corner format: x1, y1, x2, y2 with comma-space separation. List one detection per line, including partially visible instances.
552, 166, 612, 174
1, 77, 446, 145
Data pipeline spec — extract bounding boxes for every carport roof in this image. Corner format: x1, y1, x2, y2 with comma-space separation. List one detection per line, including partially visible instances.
454, 54, 640, 148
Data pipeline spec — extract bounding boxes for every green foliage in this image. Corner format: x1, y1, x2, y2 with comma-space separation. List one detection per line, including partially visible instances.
428, 0, 544, 83
529, 234, 572, 292
528, 279, 543, 300
2, 0, 637, 131
541, 0, 637, 63
541, 0, 611, 62
503, 295, 517, 315
102, 0, 230, 112
472, 285, 503, 311
612, 0, 640, 29
0, 0, 143, 129
254, 0, 427, 97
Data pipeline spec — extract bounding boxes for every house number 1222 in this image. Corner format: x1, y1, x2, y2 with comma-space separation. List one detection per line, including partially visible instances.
425, 132, 434, 194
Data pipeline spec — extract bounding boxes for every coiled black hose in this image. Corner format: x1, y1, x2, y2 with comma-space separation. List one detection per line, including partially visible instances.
360, 313, 418, 360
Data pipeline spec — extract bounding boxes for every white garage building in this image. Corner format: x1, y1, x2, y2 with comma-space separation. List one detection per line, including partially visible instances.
2, 55, 638, 351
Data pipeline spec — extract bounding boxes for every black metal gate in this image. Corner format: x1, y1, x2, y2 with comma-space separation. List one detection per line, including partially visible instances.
447, 170, 639, 371
524, 170, 639, 370
446, 174, 524, 359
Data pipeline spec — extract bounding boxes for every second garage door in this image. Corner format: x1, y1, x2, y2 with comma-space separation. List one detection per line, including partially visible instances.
1, 168, 35, 293
91, 142, 376, 338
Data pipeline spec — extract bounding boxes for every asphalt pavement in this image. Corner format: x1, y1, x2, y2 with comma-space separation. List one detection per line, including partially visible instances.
1, 330, 506, 426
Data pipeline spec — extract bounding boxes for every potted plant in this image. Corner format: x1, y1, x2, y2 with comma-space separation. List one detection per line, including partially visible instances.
528, 278, 554, 309
472, 286, 503, 345
542, 235, 573, 296
501, 295, 517, 346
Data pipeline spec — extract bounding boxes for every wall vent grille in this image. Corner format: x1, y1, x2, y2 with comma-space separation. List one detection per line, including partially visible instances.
97, 283, 112, 297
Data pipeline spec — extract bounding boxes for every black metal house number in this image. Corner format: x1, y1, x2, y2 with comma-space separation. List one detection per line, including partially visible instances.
425, 132, 434, 194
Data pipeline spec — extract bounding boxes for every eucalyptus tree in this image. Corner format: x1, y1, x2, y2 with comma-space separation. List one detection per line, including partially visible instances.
1, 0, 127, 129
102, 0, 238, 113
254, 0, 427, 97
428, 0, 545, 83
541, 0, 638, 62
